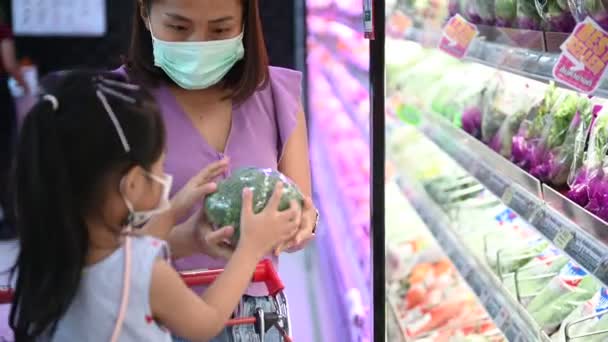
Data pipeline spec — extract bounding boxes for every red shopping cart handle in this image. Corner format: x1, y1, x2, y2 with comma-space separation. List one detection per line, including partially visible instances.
0, 260, 284, 304
180, 259, 285, 295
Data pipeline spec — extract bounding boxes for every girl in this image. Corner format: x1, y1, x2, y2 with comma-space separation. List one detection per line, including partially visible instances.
9, 70, 301, 342
125, 1, 318, 339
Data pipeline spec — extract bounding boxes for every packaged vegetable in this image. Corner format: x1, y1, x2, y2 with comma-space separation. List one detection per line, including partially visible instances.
529, 95, 592, 186
536, 0, 577, 32
504, 246, 569, 306
511, 83, 564, 170
204, 167, 304, 245
496, 0, 518, 26
463, 0, 497, 24
569, 0, 608, 31
527, 261, 601, 333
518, 0, 544, 28
480, 78, 506, 143
568, 106, 606, 207
552, 287, 608, 342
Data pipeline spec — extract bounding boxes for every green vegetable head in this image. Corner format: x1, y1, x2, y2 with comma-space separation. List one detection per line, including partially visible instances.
204, 167, 305, 245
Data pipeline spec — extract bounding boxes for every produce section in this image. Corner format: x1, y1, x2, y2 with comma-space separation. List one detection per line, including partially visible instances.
382, 0, 608, 341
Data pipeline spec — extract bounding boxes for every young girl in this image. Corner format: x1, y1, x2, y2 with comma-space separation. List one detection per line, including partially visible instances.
9, 70, 301, 342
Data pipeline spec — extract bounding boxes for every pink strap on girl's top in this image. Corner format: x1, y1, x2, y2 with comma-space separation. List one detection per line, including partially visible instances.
110, 236, 132, 342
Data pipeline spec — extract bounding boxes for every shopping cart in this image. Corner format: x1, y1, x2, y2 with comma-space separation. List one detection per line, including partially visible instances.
0, 259, 292, 342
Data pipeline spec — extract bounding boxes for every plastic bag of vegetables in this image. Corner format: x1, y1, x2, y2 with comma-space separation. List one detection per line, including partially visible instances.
205, 167, 304, 245
552, 287, 608, 342
496, 0, 518, 27
511, 83, 565, 170
535, 0, 577, 32
517, 0, 544, 28
480, 78, 506, 143
568, 106, 606, 207
503, 246, 569, 306
529, 95, 592, 186
527, 261, 601, 334
463, 0, 496, 24
569, 0, 608, 31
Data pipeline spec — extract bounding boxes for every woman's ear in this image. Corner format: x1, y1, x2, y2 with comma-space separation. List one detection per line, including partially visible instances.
139, 0, 151, 31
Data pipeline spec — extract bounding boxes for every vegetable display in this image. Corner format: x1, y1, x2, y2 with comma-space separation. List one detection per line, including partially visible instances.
517, 0, 544, 29
570, 0, 608, 31
204, 167, 304, 245
463, 0, 497, 24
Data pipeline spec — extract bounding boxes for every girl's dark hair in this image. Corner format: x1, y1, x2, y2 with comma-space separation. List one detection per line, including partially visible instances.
9, 69, 166, 341
127, 0, 269, 103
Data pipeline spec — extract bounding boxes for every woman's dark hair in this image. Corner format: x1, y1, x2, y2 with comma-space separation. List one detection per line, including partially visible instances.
127, 0, 269, 103
9, 69, 165, 341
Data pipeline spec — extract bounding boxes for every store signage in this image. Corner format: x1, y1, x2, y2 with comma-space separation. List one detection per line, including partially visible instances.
438, 14, 478, 59
12, 0, 106, 37
553, 17, 608, 94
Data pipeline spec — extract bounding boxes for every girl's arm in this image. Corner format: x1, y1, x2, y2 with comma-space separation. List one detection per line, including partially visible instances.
150, 186, 301, 341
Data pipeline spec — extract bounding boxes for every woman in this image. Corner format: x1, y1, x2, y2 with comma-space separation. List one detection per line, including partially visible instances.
124, 0, 318, 341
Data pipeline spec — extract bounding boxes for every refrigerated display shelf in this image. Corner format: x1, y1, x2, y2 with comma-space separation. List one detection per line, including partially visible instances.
402, 27, 608, 98
415, 113, 608, 288
396, 173, 549, 342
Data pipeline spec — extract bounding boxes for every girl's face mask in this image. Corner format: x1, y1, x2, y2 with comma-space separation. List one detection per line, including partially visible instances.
122, 172, 173, 227
149, 20, 245, 90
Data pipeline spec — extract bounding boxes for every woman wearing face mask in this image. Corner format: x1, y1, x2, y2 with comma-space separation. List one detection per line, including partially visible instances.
122, 1, 318, 341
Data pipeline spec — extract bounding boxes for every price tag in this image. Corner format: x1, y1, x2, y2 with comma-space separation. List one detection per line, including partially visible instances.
501, 186, 514, 205
554, 229, 574, 249
553, 17, 608, 94
438, 14, 479, 59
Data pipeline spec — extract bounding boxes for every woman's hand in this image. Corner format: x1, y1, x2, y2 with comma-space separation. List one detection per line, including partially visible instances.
169, 158, 229, 224
274, 197, 317, 255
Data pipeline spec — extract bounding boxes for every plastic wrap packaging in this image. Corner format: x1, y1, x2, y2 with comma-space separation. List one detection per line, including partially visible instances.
517, 0, 544, 29
568, 106, 607, 208
529, 95, 592, 186
527, 261, 601, 334
511, 83, 566, 170
463, 0, 497, 24
535, 0, 577, 32
569, 0, 608, 31
552, 287, 608, 342
496, 0, 519, 27
480, 78, 506, 143
503, 246, 569, 306
204, 167, 304, 245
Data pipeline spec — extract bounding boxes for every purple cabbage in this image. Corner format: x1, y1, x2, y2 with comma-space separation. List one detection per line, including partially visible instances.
496, 0, 518, 27
462, 106, 483, 139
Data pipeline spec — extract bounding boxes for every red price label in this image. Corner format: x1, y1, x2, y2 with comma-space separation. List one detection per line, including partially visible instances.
438, 14, 478, 59
553, 18, 608, 94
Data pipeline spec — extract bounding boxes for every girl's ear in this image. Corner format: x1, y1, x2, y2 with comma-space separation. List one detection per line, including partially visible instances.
120, 165, 146, 204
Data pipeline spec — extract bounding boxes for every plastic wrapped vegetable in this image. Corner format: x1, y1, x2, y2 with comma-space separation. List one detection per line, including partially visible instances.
527, 261, 601, 333
511, 83, 563, 170
536, 0, 576, 31
568, 107, 606, 206
569, 0, 608, 31
503, 246, 569, 306
552, 287, 608, 342
480, 78, 505, 143
204, 167, 304, 245
530, 95, 592, 185
496, 0, 518, 26
463, 0, 496, 24
517, 0, 544, 29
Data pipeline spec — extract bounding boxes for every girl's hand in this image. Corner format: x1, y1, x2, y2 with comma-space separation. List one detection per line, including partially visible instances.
274, 197, 317, 255
238, 183, 301, 259
194, 214, 235, 260
169, 158, 229, 224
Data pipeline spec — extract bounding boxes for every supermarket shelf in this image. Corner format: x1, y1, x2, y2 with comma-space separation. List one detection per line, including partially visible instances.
396, 172, 549, 342
417, 113, 608, 287
403, 27, 608, 98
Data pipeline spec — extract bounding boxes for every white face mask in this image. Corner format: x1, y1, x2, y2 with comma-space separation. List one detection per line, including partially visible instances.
122, 172, 173, 227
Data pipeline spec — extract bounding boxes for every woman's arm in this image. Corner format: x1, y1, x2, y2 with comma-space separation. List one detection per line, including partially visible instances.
277, 108, 317, 253
0, 38, 26, 92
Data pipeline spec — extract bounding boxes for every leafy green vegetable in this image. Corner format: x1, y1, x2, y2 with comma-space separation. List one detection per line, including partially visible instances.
205, 168, 304, 245
517, 0, 543, 29
496, 0, 518, 26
